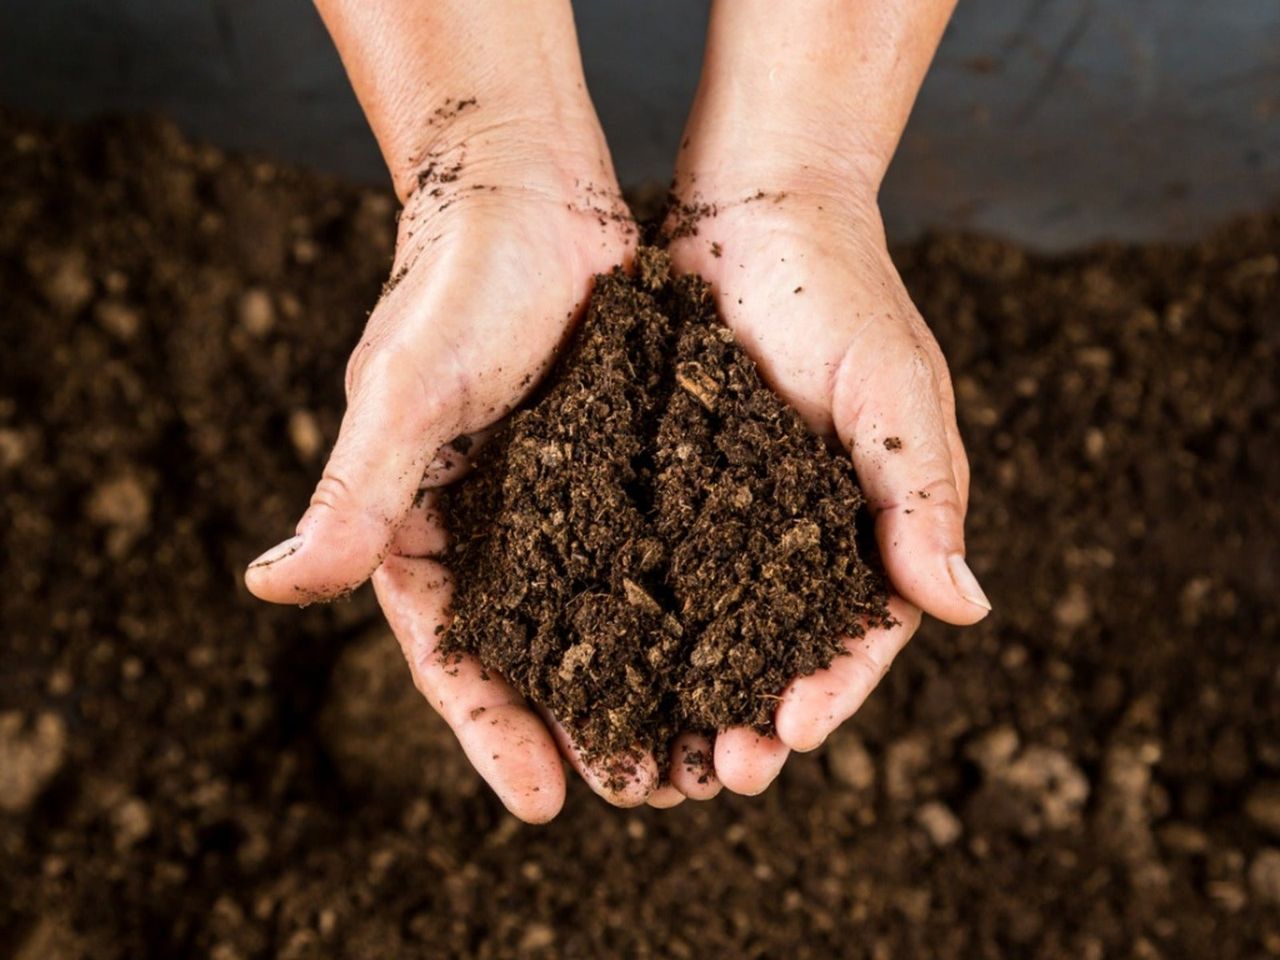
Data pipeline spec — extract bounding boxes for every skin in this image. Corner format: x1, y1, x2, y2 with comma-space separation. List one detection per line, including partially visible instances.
667, 0, 989, 793
246, 0, 989, 820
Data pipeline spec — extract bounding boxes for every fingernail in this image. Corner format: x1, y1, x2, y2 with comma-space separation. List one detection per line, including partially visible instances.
947, 554, 992, 611
248, 535, 304, 569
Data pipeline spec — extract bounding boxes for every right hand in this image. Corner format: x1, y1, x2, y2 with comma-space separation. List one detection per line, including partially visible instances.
244, 113, 646, 822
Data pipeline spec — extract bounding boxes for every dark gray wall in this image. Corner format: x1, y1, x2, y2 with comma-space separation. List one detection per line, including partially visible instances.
2, 0, 1277, 249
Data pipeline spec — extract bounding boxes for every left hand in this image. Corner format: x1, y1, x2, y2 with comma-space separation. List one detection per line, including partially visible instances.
665, 175, 990, 797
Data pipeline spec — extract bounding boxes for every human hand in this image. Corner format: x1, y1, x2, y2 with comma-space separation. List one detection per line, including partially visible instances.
246, 130, 662, 819
664, 169, 989, 797
246, 0, 719, 819
632, 0, 976, 799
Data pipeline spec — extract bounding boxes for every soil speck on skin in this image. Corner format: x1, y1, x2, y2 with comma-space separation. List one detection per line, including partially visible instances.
442, 247, 889, 765
662, 192, 718, 240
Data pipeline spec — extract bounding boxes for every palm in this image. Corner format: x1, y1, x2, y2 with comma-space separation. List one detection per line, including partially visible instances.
663, 190, 983, 777
367, 185, 635, 442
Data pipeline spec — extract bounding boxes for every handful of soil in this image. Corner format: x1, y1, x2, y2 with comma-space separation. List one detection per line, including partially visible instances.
441, 248, 889, 765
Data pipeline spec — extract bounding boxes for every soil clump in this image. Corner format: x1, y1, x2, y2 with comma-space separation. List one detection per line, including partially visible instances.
443, 248, 888, 764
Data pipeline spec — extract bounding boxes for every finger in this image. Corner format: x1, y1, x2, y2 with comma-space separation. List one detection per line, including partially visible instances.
647, 784, 686, 809
775, 594, 923, 752
669, 732, 722, 800
420, 427, 496, 489
931, 364, 971, 513
713, 727, 789, 796
371, 510, 564, 824
386, 495, 446, 558
948, 427, 972, 514
538, 708, 659, 809
831, 327, 990, 625
246, 343, 458, 605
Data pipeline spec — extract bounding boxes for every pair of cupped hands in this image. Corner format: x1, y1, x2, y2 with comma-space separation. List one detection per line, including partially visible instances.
244, 101, 989, 822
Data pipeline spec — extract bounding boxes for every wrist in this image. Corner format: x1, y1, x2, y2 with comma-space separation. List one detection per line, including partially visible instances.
317, 0, 610, 203
388, 89, 611, 206
676, 0, 955, 203
674, 93, 886, 208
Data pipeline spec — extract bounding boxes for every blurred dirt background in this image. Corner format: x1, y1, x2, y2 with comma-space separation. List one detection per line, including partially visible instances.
2, 112, 1279, 959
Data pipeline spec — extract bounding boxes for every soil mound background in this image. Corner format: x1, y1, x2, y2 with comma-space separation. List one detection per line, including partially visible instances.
2, 112, 1279, 958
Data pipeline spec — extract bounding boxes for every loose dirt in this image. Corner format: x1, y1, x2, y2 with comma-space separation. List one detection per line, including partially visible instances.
3, 112, 1279, 958
443, 247, 888, 766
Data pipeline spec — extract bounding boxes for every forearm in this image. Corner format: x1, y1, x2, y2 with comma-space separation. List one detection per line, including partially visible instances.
681, 0, 956, 197
315, 0, 604, 201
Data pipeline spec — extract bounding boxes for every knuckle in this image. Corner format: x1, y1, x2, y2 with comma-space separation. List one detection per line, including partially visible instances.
900, 314, 955, 407
344, 338, 377, 400
395, 635, 440, 708
916, 480, 966, 537
355, 344, 412, 394
346, 339, 415, 401
916, 474, 963, 509
846, 646, 889, 696
408, 655, 437, 704
356, 346, 463, 436
951, 443, 972, 506
309, 470, 357, 513
894, 604, 925, 637
834, 332, 943, 448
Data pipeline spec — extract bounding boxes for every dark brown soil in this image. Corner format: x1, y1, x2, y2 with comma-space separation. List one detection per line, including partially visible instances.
443, 247, 887, 765
3, 111, 1280, 959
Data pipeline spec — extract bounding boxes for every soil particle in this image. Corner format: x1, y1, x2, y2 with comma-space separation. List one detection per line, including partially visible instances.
442, 248, 889, 764
827, 729, 876, 791
110, 797, 153, 850
0, 428, 28, 471
0, 712, 67, 814
86, 475, 150, 528
1245, 783, 1280, 837
29, 247, 94, 315
94, 299, 142, 341
14, 916, 83, 960
967, 732, 1091, 837
1053, 581, 1093, 628
1249, 849, 1280, 905
518, 923, 556, 953
287, 408, 325, 461
662, 192, 718, 240
884, 733, 933, 803
916, 800, 964, 847
85, 473, 152, 557
237, 287, 275, 337
320, 629, 479, 800
680, 747, 714, 783
1095, 739, 1169, 894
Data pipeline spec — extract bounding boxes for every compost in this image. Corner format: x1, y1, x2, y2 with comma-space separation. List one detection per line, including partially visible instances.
442, 247, 888, 765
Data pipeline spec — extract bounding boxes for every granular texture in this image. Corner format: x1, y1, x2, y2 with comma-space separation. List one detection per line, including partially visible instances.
442, 248, 889, 762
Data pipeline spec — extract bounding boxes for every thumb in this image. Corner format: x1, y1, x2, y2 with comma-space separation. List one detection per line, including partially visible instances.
833, 332, 989, 625
245, 347, 457, 604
